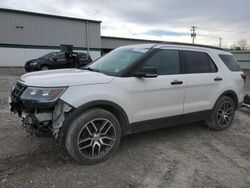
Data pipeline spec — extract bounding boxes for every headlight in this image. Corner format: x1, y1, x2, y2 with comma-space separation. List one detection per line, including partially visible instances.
20, 87, 67, 103
30, 62, 38, 66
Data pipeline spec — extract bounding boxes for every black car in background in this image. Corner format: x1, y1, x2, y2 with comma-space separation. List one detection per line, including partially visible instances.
25, 52, 92, 72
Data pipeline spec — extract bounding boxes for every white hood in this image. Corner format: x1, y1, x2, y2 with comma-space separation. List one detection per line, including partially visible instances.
19, 69, 114, 87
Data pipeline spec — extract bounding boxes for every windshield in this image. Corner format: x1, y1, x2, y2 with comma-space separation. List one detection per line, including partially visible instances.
88, 47, 149, 75
40, 52, 59, 59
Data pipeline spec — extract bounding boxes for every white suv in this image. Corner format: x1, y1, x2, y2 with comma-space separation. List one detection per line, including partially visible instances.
10, 43, 245, 164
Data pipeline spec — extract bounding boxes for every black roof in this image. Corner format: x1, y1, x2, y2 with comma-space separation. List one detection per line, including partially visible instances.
0, 8, 101, 23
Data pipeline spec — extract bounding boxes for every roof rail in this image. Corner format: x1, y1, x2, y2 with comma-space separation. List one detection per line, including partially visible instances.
158, 41, 226, 51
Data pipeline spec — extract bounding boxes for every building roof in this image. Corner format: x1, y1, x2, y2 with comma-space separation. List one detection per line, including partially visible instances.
0, 8, 101, 23
101, 36, 163, 43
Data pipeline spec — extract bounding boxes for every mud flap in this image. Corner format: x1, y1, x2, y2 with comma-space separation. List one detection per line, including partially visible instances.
242, 95, 250, 109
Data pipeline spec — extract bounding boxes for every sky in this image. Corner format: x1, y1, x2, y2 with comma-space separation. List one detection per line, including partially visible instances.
0, 0, 250, 48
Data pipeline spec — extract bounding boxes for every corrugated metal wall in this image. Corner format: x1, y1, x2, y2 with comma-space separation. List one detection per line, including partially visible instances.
232, 52, 250, 61
231, 51, 250, 70
0, 11, 101, 49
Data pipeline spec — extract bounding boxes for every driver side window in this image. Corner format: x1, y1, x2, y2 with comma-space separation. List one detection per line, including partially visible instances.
142, 50, 180, 75
54, 53, 65, 60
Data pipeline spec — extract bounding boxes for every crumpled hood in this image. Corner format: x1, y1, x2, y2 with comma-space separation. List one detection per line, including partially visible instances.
19, 69, 114, 87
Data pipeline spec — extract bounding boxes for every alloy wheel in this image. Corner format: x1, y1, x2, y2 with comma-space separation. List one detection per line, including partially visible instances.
216, 100, 234, 127
77, 118, 116, 159
41, 66, 49, 70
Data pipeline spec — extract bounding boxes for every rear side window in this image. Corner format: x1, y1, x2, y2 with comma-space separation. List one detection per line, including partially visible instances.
219, 54, 242, 71
183, 51, 217, 73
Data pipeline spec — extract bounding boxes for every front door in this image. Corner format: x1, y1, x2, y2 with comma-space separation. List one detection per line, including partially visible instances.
53, 53, 67, 69
128, 49, 186, 123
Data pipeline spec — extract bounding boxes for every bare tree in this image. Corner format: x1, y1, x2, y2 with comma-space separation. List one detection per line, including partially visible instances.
230, 42, 241, 51
230, 43, 237, 50
237, 39, 248, 50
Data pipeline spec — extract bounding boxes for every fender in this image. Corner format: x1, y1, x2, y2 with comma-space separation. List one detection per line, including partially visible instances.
57, 100, 130, 147
214, 90, 239, 108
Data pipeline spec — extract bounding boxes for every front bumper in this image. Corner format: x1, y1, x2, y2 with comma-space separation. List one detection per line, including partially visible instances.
10, 82, 73, 137
25, 64, 41, 72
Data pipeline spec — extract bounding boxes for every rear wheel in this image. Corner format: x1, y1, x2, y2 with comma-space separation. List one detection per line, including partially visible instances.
206, 96, 236, 130
65, 108, 121, 164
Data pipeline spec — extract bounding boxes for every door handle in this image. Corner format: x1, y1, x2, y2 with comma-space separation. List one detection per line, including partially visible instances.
214, 77, 223, 81
171, 80, 183, 85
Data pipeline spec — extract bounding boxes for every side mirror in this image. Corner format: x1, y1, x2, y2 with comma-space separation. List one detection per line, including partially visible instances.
134, 67, 158, 78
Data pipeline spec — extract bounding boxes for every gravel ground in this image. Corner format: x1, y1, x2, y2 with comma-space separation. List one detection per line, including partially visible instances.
0, 68, 250, 188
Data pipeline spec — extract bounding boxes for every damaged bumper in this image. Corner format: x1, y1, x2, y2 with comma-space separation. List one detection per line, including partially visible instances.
9, 82, 74, 137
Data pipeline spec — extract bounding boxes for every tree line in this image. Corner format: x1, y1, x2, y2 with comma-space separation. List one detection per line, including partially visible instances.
230, 39, 248, 51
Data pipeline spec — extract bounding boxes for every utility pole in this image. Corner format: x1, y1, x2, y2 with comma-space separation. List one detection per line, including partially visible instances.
219, 37, 222, 48
191, 26, 197, 44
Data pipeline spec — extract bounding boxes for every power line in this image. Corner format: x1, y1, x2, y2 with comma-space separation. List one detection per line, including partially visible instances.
190, 26, 250, 47
199, 27, 250, 34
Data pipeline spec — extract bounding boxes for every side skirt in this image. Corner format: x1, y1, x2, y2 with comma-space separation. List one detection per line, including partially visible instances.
128, 110, 212, 134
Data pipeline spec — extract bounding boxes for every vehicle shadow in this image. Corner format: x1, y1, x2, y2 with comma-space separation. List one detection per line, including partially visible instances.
120, 121, 209, 149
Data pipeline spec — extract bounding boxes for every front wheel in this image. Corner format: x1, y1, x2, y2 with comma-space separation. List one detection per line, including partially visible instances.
65, 108, 121, 164
41, 65, 49, 71
206, 96, 236, 130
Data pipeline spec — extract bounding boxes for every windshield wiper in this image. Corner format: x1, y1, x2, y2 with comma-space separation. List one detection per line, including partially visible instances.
82, 67, 100, 72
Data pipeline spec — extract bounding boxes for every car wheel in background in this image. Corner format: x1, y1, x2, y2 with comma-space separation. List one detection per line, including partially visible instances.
41, 65, 49, 71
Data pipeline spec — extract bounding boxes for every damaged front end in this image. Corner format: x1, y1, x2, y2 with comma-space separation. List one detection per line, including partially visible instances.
10, 81, 74, 137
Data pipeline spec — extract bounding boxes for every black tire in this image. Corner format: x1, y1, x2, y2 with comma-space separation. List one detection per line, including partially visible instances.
65, 108, 121, 164
40, 65, 49, 71
206, 96, 236, 130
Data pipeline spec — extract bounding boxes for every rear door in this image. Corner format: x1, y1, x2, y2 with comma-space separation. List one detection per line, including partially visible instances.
182, 50, 225, 113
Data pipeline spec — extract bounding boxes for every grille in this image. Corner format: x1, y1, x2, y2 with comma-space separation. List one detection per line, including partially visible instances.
11, 82, 27, 103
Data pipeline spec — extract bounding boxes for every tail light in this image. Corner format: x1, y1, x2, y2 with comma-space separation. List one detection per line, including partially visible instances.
241, 74, 247, 82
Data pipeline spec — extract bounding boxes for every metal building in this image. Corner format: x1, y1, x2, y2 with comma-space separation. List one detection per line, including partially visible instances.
0, 8, 102, 66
